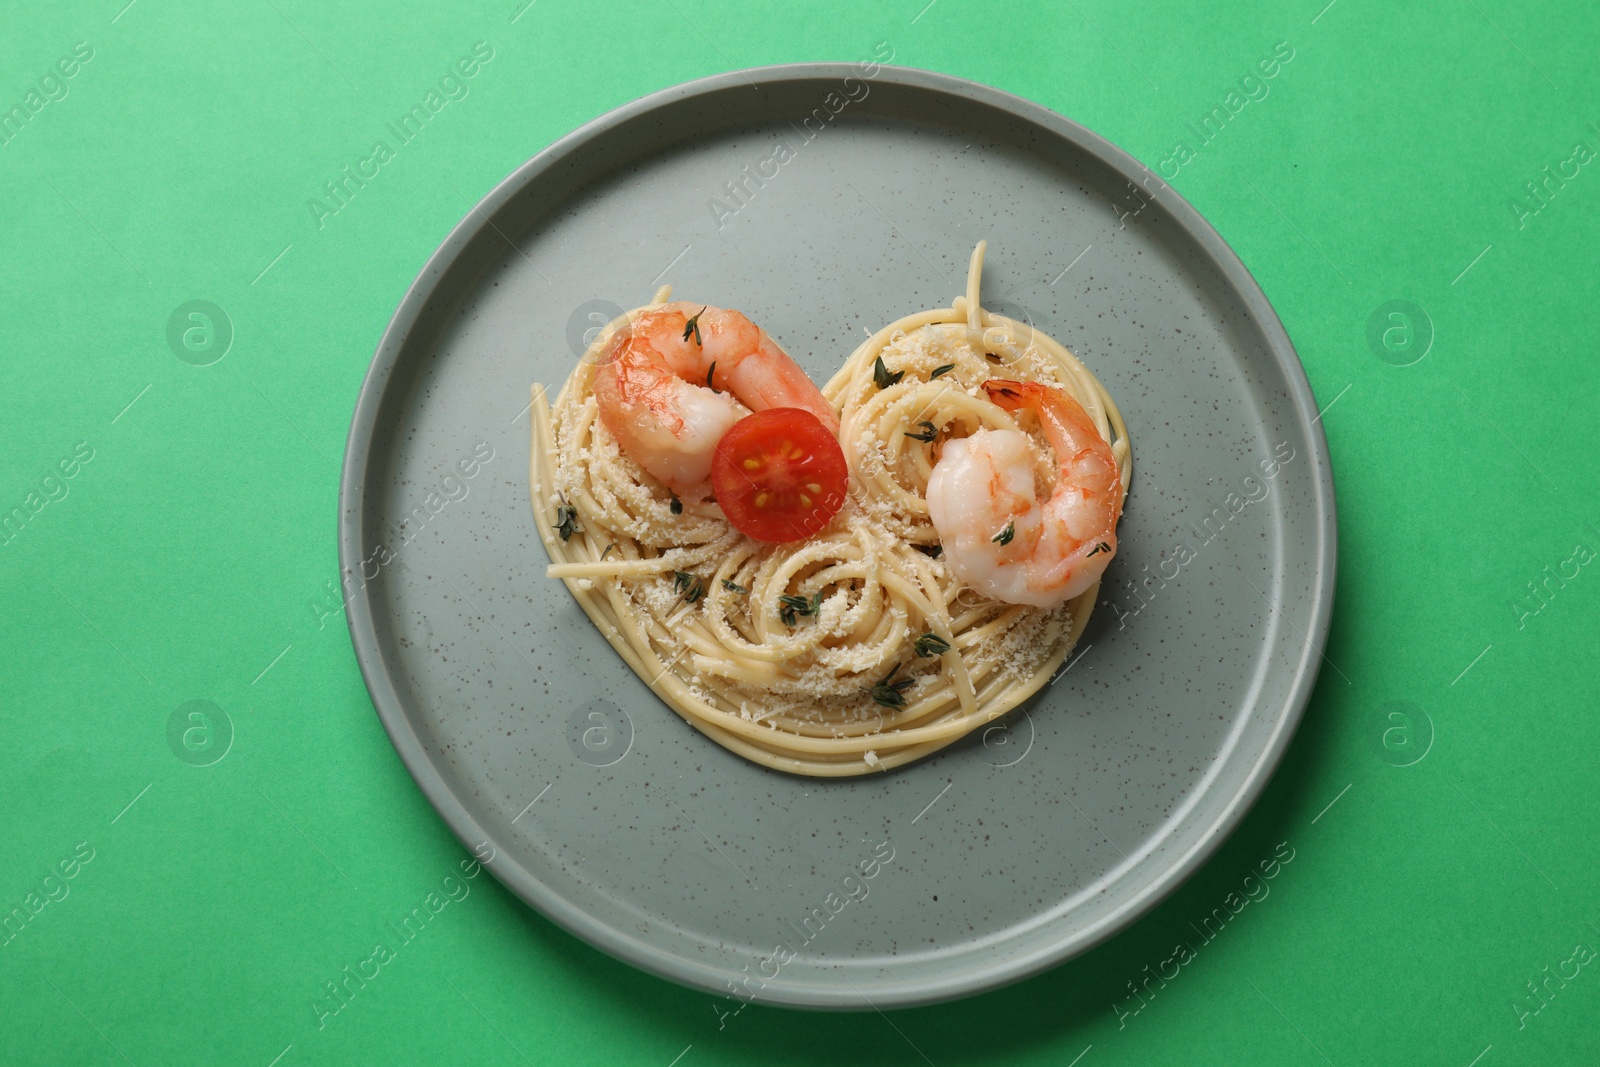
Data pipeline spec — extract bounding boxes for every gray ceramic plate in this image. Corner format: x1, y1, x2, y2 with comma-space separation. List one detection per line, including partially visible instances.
339, 63, 1336, 1009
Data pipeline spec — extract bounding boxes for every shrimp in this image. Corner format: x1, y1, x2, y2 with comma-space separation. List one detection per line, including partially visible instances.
591, 302, 839, 497
925, 379, 1121, 608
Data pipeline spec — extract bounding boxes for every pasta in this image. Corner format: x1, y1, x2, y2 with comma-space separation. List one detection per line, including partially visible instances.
529, 242, 1131, 776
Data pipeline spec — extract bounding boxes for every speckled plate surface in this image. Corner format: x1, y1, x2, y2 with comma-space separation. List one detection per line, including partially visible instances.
339, 64, 1336, 1009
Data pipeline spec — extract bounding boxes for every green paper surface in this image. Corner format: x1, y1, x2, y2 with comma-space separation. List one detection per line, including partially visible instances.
3, 1, 1597, 1063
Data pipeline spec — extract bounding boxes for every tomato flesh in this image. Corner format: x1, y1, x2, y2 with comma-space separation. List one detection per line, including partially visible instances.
711, 408, 847, 542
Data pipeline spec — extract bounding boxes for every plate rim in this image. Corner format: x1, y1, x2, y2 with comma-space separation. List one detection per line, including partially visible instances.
338, 61, 1338, 1010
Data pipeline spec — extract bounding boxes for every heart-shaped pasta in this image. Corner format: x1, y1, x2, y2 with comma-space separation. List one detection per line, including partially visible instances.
530, 243, 1131, 776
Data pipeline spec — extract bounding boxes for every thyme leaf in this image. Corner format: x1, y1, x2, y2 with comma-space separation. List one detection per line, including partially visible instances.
721, 578, 749, 595
872, 355, 904, 390
669, 494, 683, 515
553, 498, 582, 541
778, 591, 823, 627
904, 420, 938, 443
868, 663, 915, 708
869, 684, 908, 709
929, 363, 956, 380
705, 360, 719, 394
1086, 541, 1111, 557
992, 520, 1016, 546
913, 633, 951, 658
671, 570, 704, 604
682, 306, 707, 346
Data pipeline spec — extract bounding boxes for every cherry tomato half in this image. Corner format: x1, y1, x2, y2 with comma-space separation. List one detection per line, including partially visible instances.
710, 408, 847, 543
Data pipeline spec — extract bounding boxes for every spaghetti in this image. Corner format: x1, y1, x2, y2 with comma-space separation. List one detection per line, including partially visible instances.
529, 242, 1131, 776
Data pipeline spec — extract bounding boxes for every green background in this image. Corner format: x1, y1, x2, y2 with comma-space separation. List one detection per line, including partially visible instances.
3, 0, 1597, 1063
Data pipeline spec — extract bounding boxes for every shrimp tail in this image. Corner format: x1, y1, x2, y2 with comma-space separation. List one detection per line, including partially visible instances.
981, 380, 1029, 407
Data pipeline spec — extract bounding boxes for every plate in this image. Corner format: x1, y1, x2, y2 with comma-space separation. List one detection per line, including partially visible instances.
339, 63, 1336, 1009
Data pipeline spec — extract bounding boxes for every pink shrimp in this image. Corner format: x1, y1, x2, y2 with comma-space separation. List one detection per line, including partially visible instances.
591, 302, 838, 498
925, 379, 1121, 607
